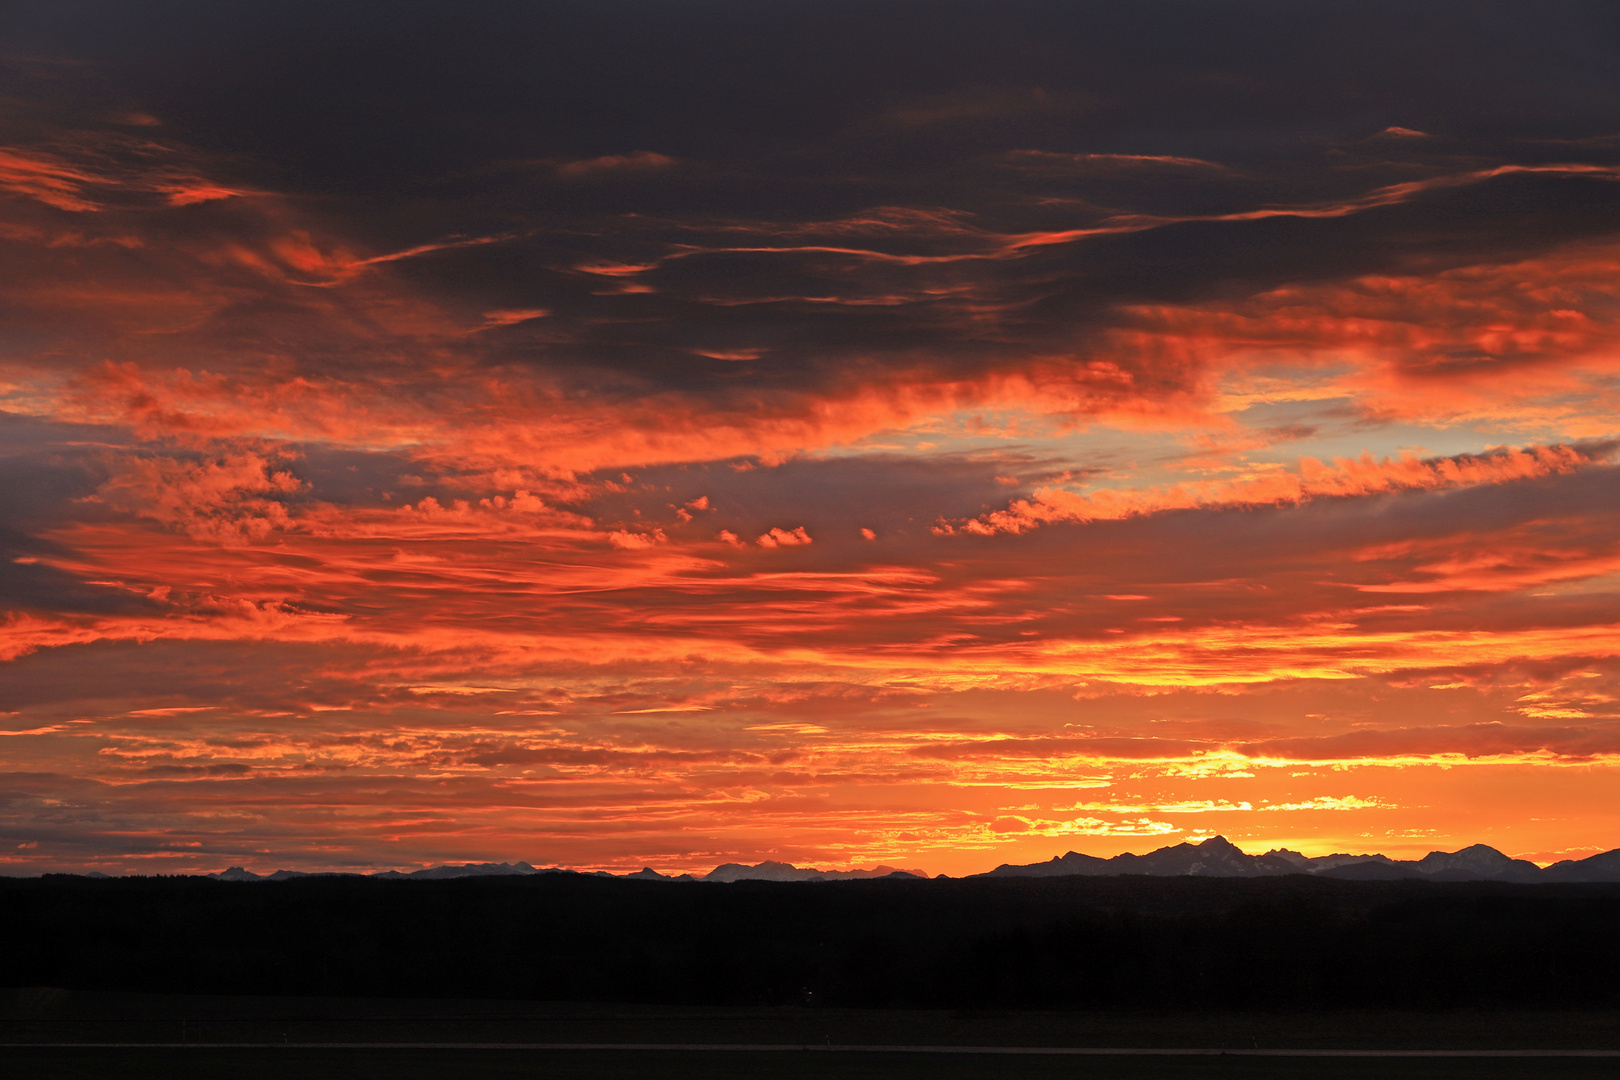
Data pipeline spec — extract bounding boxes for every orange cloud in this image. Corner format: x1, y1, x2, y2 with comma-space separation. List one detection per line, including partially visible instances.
757, 526, 813, 548
0, 147, 105, 211
88, 452, 303, 543
949, 444, 1600, 535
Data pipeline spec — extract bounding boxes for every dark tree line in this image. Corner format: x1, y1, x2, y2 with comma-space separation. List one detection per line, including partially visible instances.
5, 874, 1618, 1010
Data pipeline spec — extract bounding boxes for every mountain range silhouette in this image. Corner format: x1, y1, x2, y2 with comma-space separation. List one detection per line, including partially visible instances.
978, 835, 1620, 882
202, 858, 928, 883
188, 838, 1620, 883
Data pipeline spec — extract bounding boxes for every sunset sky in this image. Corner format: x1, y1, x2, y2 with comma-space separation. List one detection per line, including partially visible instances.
4, 1, 1620, 877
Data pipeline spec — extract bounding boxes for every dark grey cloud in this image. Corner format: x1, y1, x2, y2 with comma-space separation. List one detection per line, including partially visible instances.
5, 1, 1620, 400
0, 415, 161, 616
11, 1, 1619, 187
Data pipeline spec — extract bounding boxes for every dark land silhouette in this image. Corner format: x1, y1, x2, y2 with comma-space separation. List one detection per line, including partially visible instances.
202, 858, 928, 883
5, 869, 1620, 1012
980, 836, 1620, 882
184, 836, 1620, 884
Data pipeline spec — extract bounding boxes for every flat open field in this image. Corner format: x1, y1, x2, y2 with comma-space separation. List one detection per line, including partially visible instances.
6, 1045, 1620, 1080
6, 992, 1620, 1049
9, 1049, 1620, 1080
9, 877, 1619, 1076
8, 875, 1620, 1012
6, 992, 1620, 1079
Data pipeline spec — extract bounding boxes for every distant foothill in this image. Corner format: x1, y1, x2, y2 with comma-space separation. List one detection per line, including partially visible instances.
981, 835, 1620, 882
147, 835, 1620, 884
195, 858, 931, 883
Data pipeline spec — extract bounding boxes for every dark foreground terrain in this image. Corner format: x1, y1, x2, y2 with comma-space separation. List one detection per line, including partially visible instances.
6, 1046, 1620, 1080
6, 873, 1620, 1009
3, 993, 1620, 1080
7, 875, 1620, 1076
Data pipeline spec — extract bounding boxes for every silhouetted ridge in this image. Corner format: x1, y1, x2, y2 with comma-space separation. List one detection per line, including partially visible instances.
206, 861, 565, 882
196, 859, 925, 883
7, 871, 1620, 1010
1545, 848, 1620, 882
978, 835, 1620, 882
139, 842, 1620, 883
702, 860, 927, 882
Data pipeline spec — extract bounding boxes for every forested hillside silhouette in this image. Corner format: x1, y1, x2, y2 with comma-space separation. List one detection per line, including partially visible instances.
5, 874, 1618, 1010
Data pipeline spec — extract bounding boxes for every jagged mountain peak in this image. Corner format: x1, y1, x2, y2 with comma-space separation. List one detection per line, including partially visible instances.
701, 860, 930, 882
1197, 835, 1241, 852
976, 837, 1620, 882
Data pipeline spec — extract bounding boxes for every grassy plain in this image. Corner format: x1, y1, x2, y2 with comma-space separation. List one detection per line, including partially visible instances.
4, 991, 1620, 1079
6, 1046, 1620, 1080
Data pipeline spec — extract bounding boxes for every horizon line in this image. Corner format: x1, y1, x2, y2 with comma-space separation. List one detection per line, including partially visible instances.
13, 834, 1620, 881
